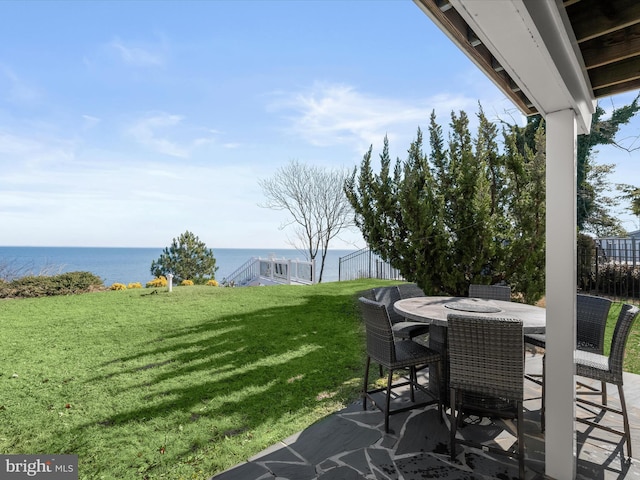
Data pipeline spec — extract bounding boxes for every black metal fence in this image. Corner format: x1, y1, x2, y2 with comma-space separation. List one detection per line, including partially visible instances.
579, 238, 640, 302
338, 248, 404, 282
341, 240, 640, 303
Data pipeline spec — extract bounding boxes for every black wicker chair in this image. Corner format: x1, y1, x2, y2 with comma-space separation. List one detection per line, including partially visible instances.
575, 303, 639, 461
397, 282, 426, 299
359, 297, 442, 433
468, 284, 511, 302
525, 294, 612, 430
372, 286, 430, 340
448, 314, 525, 479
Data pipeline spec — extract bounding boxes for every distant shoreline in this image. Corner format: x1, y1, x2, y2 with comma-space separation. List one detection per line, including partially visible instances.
0, 246, 358, 286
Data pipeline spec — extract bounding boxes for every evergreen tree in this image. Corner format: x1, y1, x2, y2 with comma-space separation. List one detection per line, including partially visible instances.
348, 109, 535, 299
345, 132, 445, 293
346, 98, 638, 302
440, 111, 497, 295
502, 121, 546, 303
151, 231, 218, 284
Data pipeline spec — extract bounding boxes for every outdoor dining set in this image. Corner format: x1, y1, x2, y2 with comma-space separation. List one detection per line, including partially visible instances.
359, 283, 640, 479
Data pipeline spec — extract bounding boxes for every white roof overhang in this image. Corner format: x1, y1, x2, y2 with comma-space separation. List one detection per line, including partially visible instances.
416, 0, 596, 134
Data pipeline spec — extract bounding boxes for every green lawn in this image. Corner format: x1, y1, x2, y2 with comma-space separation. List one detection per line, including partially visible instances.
0, 279, 397, 480
2, 281, 638, 480
604, 301, 640, 374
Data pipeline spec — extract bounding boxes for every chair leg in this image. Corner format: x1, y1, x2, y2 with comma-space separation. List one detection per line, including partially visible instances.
435, 361, 443, 422
602, 381, 607, 406
363, 356, 371, 411
409, 366, 416, 403
518, 399, 525, 479
618, 384, 632, 461
450, 387, 458, 460
385, 369, 393, 433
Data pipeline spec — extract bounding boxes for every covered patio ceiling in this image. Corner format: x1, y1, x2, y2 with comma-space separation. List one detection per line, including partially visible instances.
416, 0, 640, 121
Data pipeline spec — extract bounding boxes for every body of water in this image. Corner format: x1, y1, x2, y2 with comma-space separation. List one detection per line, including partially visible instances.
0, 247, 358, 286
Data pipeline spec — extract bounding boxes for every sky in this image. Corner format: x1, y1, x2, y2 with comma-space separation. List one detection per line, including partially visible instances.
1, 1, 639, 249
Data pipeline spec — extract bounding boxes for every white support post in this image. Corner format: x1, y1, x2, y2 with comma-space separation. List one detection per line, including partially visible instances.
545, 109, 577, 479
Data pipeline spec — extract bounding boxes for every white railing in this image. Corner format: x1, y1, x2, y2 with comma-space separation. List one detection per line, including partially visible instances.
223, 256, 315, 286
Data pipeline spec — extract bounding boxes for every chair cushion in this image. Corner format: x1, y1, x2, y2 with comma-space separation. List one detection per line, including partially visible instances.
575, 349, 618, 384
575, 350, 609, 372
392, 341, 440, 369
392, 321, 430, 339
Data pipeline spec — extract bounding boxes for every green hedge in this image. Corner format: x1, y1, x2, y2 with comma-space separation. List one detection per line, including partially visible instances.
0, 271, 105, 298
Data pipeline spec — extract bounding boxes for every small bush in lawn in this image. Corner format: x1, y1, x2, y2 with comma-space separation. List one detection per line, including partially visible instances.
206, 279, 219, 287
110, 283, 127, 291
127, 282, 142, 289
146, 276, 167, 288
181, 279, 194, 286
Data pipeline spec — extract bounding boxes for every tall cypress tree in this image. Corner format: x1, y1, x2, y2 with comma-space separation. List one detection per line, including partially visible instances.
502, 122, 546, 303
345, 109, 530, 298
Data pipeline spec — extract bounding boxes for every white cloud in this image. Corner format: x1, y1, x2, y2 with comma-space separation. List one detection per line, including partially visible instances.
126, 112, 219, 158
109, 37, 165, 67
127, 112, 189, 157
0, 130, 76, 166
269, 82, 478, 153
0, 65, 40, 105
82, 115, 101, 129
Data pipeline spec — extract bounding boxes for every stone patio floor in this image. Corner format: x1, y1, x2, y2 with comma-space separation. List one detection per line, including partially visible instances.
209, 350, 640, 480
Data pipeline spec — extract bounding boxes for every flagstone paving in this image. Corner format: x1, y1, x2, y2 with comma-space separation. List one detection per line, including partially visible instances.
210, 351, 640, 479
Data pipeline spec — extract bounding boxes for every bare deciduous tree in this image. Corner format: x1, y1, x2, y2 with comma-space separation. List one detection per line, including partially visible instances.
258, 160, 354, 283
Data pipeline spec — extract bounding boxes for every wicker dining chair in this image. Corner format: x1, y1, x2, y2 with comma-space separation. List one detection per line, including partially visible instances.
468, 284, 512, 302
397, 282, 426, 299
359, 297, 442, 433
372, 286, 430, 340
525, 294, 612, 430
575, 303, 639, 461
448, 314, 525, 479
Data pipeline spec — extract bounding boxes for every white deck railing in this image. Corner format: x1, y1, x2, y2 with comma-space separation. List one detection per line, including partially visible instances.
223, 256, 315, 286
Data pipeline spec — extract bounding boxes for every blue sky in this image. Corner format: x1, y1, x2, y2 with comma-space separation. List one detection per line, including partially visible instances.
1, 1, 639, 249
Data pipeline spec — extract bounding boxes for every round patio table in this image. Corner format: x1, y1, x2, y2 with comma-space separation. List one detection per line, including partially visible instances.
393, 296, 546, 333
394, 296, 546, 410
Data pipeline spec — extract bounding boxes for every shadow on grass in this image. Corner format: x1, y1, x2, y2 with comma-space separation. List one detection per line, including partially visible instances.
74, 286, 371, 471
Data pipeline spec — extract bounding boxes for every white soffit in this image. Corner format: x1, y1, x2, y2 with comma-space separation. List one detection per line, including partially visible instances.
449, 0, 595, 134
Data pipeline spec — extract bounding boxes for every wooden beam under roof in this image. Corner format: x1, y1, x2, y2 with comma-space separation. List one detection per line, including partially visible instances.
580, 24, 640, 70
566, 0, 640, 43
589, 56, 640, 91
593, 77, 640, 98
563, 0, 640, 98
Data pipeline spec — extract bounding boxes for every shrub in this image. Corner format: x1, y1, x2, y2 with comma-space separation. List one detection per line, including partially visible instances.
150, 231, 218, 284
110, 283, 127, 291
127, 282, 142, 289
146, 276, 167, 288
181, 279, 194, 286
206, 279, 219, 287
0, 271, 104, 298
